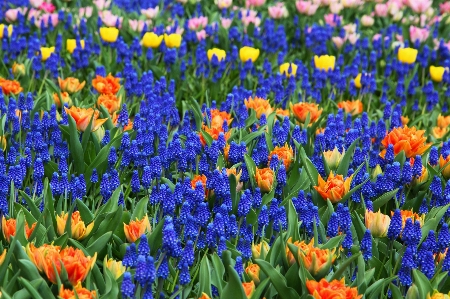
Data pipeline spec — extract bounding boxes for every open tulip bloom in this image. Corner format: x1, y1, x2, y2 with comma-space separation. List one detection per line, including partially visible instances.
2, 0, 450, 298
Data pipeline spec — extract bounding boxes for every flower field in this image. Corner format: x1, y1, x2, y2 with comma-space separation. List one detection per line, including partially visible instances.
2, 0, 450, 298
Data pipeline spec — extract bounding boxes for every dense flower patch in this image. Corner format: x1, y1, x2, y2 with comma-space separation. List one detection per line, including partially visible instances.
1, 0, 450, 298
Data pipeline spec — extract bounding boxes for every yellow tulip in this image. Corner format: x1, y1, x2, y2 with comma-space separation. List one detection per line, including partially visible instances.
207, 48, 226, 62
314, 55, 335, 72
239, 46, 260, 63
164, 33, 182, 48
397, 47, 418, 64
66, 39, 85, 54
279, 63, 298, 77
56, 211, 94, 240
0, 24, 13, 38
40, 47, 55, 61
0, 249, 5, 265
142, 32, 164, 48
430, 66, 445, 83
354, 73, 362, 88
365, 210, 391, 237
99, 27, 119, 43
323, 147, 344, 170
104, 257, 126, 280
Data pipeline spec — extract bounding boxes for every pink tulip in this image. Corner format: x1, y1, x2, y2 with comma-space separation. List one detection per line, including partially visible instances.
5, 8, 25, 22
188, 16, 208, 31
332, 36, 345, 49
441, 2, 450, 13
39, 2, 56, 13
375, 3, 388, 16
268, 2, 288, 19
36, 13, 58, 28
372, 33, 382, 41
100, 11, 123, 27
395, 34, 404, 42
361, 15, 374, 26
295, 1, 319, 15
141, 7, 159, 19
79, 7, 93, 18
343, 23, 356, 34
347, 33, 359, 45
409, 25, 429, 43
407, 0, 431, 13
94, 0, 111, 10
29, 0, 44, 8
196, 30, 207, 41
27, 8, 40, 21
128, 19, 150, 32
324, 14, 341, 27
166, 25, 184, 35
220, 17, 233, 29
246, 0, 265, 7
215, 0, 233, 9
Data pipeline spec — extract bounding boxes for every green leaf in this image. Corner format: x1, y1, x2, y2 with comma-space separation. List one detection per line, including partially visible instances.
86, 232, 113, 257
209, 253, 226, 295
147, 218, 165, 256
17, 278, 44, 299
336, 138, 359, 176
389, 283, 403, 299
244, 154, 257, 189
76, 199, 94, 223
287, 200, 300, 241
320, 235, 344, 250
188, 97, 203, 132
372, 189, 399, 211
412, 269, 432, 299
299, 146, 318, 186
221, 266, 247, 299
251, 278, 270, 299
330, 253, 361, 281
67, 114, 85, 173
19, 191, 41, 220
130, 196, 149, 220
198, 256, 212, 298
255, 259, 301, 299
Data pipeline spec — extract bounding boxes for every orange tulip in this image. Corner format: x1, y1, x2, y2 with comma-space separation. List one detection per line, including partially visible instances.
337, 100, 363, 116
255, 168, 275, 192
242, 281, 255, 298
291, 102, 322, 123
97, 94, 121, 114
299, 245, 336, 279
53, 247, 97, 285
365, 210, 390, 237
198, 293, 212, 299
56, 211, 94, 240
123, 215, 151, 243
392, 210, 425, 229
306, 278, 362, 299
244, 97, 273, 119
245, 264, 260, 284
53, 92, 72, 108
401, 116, 409, 126
0, 78, 23, 95
437, 114, 450, 129
111, 111, 133, 131
199, 125, 231, 147
191, 174, 207, 190
314, 172, 352, 203
286, 237, 313, 266
381, 126, 431, 158
64, 107, 107, 132
432, 127, 448, 139
268, 144, 294, 169
409, 157, 428, 184
2, 216, 36, 243
58, 77, 86, 94
276, 108, 290, 117
26, 243, 61, 273
224, 167, 242, 182
440, 155, 450, 179
59, 283, 97, 299
92, 74, 120, 94
209, 109, 233, 129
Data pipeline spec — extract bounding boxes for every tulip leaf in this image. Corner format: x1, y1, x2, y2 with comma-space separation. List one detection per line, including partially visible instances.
221, 266, 247, 299
412, 269, 432, 298
19, 191, 41, 220
76, 199, 94, 224
102, 267, 119, 299
198, 255, 212, 298
147, 217, 165, 256
130, 196, 149, 221
209, 253, 226, 295
251, 278, 270, 299
255, 259, 301, 299
43, 178, 57, 235
330, 253, 361, 281
81, 114, 94, 152
67, 114, 85, 174
17, 259, 41, 281
372, 189, 399, 211
299, 146, 318, 187
287, 200, 300, 242
421, 203, 450, 243
242, 127, 265, 145
86, 231, 113, 257
188, 97, 203, 132
336, 138, 359, 176
244, 154, 257, 189
389, 283, 404, 299
17, 278, 44, 299
320, 235, 344, 250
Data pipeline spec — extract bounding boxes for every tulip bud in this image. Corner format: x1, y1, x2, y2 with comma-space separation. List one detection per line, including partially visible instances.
12, 62, 25, 77
255, 168, 275, 193
323, 147, 344, 170
245, 264, 260, 284
299, 247, 336, 279
242, 281, 255, 298
405, 285, 420, 299
104, 256, 126, 280
365, 210, 391, 237
252, 241, 269, 259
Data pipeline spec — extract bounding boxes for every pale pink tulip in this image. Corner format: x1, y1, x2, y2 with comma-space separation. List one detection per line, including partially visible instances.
215, 0, 233, 9
329, 3, 343, 14
128, 19, 150, 32
324, 14, 341, 26
343, 23, 356, 34
347, 33, 359, 45
94, 0, 111, 10
409, 25, 429, 43
342, 0, 362, 8
27, 8, 40, 21
361, 15, 374, 26
79, 7, 93, 18
36, 13, 58, 27
268, 2, 288, 19
165, 25, 184, 35
372, 33, 382, 41
408, 0, 431, 13
375, 3, 388, 16
220, 17, 233, 29
100, 11, 123, 27
246, 0, 265, 7
241, 9, 261, 27
332, 36, 345, 49
141, 7, 159, 19
295, 1, 319, 15
196, 30, 207, 41
29, 0, 44, 8
188, 16, 208, 31
5, 8, 25, 22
